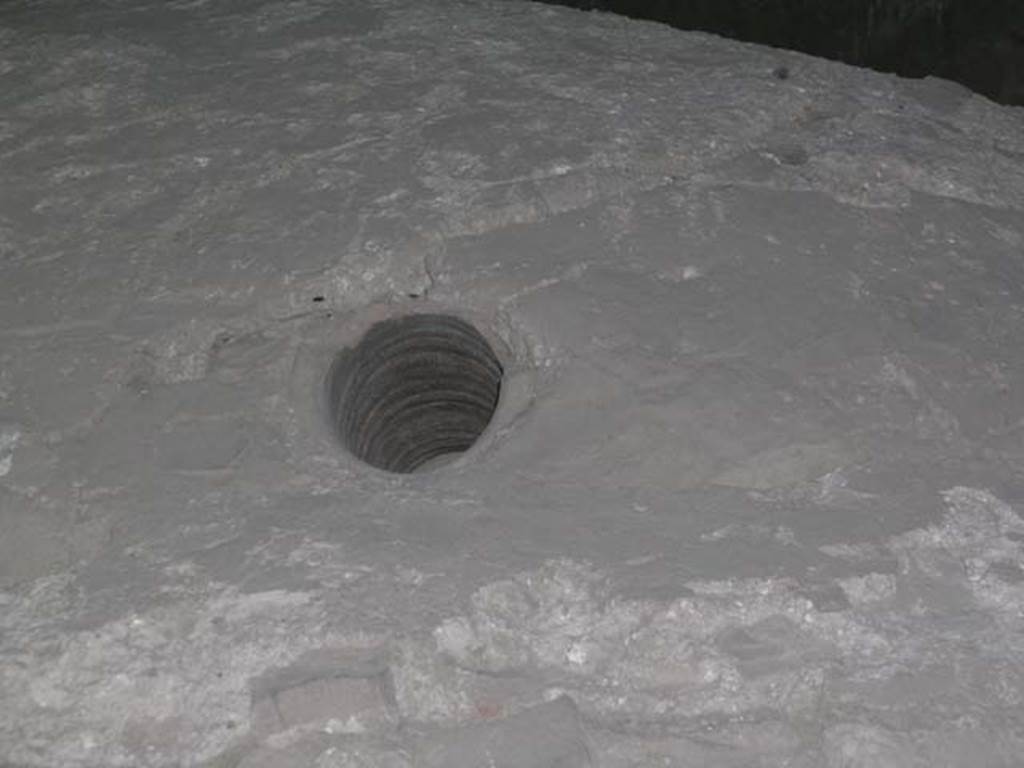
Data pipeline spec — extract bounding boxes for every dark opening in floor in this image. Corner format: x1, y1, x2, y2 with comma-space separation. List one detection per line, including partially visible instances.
534, 0, 1024, 106
326, 314, 503, 474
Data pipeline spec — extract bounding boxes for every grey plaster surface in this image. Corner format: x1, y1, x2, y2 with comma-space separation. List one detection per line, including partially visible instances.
2, 0, 1024, 765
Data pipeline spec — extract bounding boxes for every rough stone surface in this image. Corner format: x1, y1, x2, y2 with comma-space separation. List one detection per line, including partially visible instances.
1, 0, 1024, 766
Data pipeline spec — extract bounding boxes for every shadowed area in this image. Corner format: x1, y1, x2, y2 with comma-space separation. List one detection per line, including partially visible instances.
537, 0, 1024, 106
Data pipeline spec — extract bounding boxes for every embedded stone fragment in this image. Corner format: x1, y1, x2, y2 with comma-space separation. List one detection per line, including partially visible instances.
415, 696, 591, 768
250, 648, 394, 734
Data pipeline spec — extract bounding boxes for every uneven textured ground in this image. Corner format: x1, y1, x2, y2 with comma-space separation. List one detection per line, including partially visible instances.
2, 0, 1024, 765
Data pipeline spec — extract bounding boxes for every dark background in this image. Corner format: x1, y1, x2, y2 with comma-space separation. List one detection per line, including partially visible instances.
533, 0, 1024, 106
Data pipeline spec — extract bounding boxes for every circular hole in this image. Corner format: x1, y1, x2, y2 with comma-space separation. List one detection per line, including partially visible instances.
326, 314, 504, 473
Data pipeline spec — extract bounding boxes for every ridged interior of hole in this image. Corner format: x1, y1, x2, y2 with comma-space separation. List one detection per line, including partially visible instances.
327, 314, 503, 473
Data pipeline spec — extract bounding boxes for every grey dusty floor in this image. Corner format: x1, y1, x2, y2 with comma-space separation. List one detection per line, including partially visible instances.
2, 0, 1024, 766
